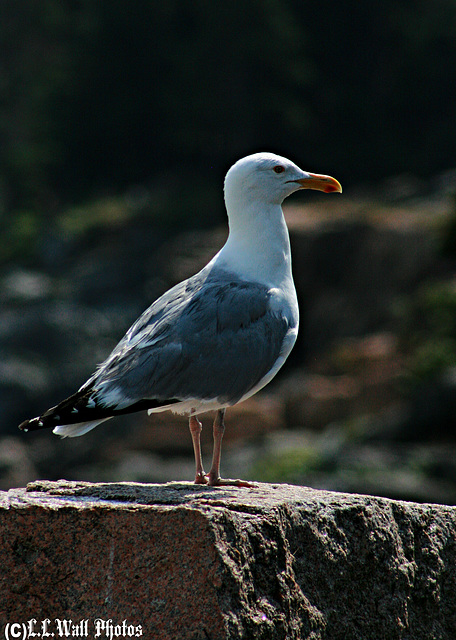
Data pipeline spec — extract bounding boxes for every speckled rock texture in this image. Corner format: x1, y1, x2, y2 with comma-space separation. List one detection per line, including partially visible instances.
1, 481, 456, 639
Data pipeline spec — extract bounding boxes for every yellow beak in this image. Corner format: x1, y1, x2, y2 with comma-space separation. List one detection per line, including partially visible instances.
295, 173, 342, 194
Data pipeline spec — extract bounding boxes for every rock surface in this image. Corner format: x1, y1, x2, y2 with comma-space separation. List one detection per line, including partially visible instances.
1, 480, 456, 639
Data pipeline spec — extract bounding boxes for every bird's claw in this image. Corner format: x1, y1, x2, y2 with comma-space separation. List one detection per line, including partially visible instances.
193, 472, 255, 488
207, 474, 256, 488
194, 472, 208, 485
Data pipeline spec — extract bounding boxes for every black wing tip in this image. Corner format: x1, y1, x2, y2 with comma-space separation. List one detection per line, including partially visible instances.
18, 416, 46, 432
18, 388, 98, 434
18, 395, 182, 434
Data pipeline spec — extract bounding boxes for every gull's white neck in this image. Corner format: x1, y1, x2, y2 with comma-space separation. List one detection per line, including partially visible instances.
214, 196, 294, 289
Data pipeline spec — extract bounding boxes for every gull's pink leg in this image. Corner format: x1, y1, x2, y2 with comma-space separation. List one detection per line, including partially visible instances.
207, 409, 255, 488
189, 415, 207, 484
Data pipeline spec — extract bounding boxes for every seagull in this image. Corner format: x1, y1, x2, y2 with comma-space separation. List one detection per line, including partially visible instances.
19, 153, 341, 486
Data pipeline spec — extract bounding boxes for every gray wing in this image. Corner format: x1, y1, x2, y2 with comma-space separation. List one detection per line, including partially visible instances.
89, 267, 295, 408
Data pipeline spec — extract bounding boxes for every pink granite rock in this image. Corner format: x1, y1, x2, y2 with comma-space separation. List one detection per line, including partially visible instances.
1, 481, 455, 639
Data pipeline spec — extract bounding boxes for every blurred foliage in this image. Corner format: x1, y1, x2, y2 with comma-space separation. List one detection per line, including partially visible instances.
0, 211, 41, 264
398, 280, 456, 383
440, 193, 456, 256
252, 446, 325, 484
1, 0, 456, 227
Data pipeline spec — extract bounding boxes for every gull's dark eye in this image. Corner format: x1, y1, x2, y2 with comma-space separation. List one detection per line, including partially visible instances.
273, 165, 285, 174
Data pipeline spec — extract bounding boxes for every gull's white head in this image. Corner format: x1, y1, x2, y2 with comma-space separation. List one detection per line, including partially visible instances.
224, 152, 342, 208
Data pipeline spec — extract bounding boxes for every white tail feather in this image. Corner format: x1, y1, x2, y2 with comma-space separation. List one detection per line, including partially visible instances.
53, 417, 110, 438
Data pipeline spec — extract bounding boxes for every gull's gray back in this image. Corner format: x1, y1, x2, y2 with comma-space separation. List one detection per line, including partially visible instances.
91, 266, 295, 408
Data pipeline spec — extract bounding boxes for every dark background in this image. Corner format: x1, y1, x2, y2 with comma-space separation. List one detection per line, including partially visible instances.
2, 1, 456, 217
